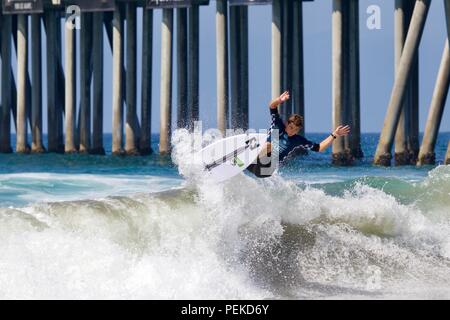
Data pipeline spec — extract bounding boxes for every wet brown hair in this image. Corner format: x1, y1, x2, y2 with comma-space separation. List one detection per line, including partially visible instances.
287, 114, 304, 128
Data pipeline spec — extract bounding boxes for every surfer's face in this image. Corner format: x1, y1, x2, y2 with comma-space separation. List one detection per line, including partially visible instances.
285, 122, 301, 137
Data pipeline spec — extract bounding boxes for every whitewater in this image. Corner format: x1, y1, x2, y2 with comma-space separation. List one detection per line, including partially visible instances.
0, 132, 449, 299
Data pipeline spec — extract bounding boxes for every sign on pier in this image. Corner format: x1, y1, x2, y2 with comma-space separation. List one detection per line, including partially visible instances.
229, 0, 313, 5
228, 0, 271, 5
146, 0, 209, 9
64, 0, 115, 12
2, 0, 43, 14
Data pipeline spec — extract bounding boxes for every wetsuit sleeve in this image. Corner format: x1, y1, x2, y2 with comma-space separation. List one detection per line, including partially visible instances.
267, 108, 285, 143
269, 108, 285, 132
301, 137, 320, 152
294, 136, 320, 152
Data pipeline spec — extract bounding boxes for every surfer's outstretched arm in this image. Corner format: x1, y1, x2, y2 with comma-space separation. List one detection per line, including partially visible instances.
270, 91, 290, 110
318, 125, 351, 152
268, 91, 290, 133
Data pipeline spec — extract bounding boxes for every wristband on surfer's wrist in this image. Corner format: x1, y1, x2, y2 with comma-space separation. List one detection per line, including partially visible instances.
330, 133, 337, 139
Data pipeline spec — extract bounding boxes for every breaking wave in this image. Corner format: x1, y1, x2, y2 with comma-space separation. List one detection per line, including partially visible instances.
0, 163, 449, 299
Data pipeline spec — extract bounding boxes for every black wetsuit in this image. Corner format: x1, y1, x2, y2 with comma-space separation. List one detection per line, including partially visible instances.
246, 108, 320, 178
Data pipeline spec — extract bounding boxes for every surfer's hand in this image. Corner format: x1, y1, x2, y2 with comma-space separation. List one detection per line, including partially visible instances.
334, 125, 351, 137
279, 91, 290, 103
270, 91, 290, 109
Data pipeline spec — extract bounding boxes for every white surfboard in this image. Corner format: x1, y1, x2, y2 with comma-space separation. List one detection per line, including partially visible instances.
195, 133, 268, 182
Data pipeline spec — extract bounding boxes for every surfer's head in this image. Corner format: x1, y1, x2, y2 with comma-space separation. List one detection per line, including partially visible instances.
285, 114, 303, 136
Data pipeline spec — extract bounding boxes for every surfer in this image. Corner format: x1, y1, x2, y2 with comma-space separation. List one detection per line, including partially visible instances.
246, 91, 351, 178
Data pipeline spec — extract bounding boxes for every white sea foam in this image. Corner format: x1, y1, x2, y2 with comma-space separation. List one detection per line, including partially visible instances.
0, 165, 449, 299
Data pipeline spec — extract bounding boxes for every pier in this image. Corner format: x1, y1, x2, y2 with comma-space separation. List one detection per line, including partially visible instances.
0, 0, 448, 166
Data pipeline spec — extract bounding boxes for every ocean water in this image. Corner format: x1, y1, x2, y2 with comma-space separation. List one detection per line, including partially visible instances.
0, 132, 449, 299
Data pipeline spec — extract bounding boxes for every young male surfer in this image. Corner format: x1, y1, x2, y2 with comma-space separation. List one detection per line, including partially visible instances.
246, 91, 351, 177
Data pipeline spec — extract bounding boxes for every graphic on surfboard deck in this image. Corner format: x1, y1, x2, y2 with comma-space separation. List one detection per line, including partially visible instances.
195, 133, 268, 182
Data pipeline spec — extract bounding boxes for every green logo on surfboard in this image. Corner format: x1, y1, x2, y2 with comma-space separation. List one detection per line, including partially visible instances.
232, 157, 245, 167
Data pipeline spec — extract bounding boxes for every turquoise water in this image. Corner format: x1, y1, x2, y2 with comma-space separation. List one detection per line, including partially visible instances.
0, 132, 449, 299
1, 133, 447, 206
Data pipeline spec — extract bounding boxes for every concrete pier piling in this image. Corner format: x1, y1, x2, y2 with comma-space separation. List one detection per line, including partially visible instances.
125, 2, 139, 155
159, 9, 174, 155
10, 32, 19, 125
348, 0, 363, 159
417, 41, 450, 165
230, 5, 240, 129
410, 56, 420, 164
394, 0, 419, 166
112, 3, 124, 155
92, 12, 105, 155
12, 15, 33, 141
65, 12, 76, 154
216, 0, 229, 134
446, 142, 450, 165
177, 8, 188, 130
229, 5, 249, 131
16, 14, 29, 153
374, 0, 431, 166
55, 13, 64, 151
188, 4, 200, 130
281, 0, 293, 120
10, 17, 18, 133
0, 14, 12, 153
292, 0, 305, 136
32, 14, 45, 153
104, 11, 126, 112
46, 10, 61, 153
272, 0, 282, 105
332, 0, 351, 165
331, 0, 361, 165
443, 0, 450, 167
79, 12, 93, 154
42, 11, 65, 153
140, 8, 153, 155
239, 6, 249, 131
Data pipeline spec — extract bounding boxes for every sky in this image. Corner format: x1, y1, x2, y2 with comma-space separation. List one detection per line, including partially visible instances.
15, 0, 450, 134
